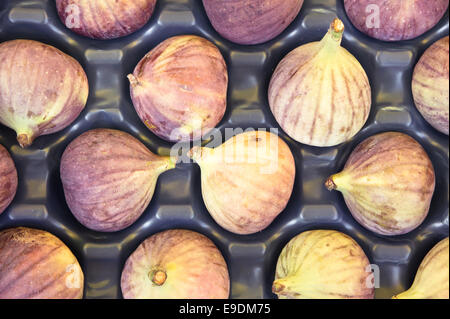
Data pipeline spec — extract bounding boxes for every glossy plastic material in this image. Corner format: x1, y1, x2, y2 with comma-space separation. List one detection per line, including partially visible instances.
0, 0, 448, 299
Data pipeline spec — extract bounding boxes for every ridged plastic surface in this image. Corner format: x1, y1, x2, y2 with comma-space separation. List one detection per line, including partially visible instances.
0, 0, 448, 299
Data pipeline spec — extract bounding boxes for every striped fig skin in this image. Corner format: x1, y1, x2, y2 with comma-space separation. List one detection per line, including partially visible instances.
344, 0, 449, 41
268, 19, 371, 147
0, 40, 89, 148
0, 144, 17, 215
188, 131, 296, 235
128, 35, 228, 142
0, 227, 84, 299
121, 229, 230, 299
56, 0, 156, 40
60, 129, 175, 232
393, 237, 449, 299
273, 230, 374, 299
412, 36, 449, 135
326, 132, 435, 236
202, 0, 304, 45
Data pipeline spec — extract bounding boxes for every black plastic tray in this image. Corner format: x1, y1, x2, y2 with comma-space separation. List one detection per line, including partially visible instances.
0, 0, 448, 299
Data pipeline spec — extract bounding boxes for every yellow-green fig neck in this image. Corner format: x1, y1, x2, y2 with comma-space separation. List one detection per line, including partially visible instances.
272, 277, 301, 298
325, 172, 351, 193
320, 18, 344, 54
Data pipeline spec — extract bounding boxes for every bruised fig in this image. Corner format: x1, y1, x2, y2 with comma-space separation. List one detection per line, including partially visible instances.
269, 18, 371, 147
0, 144, 17, 215
56, 0, 157, 40
344, 0, 449, 41
0, 227, 84, 299
128, 35, 228, 142
0, 40, 89, 148
188, 130, 295, 235
393, 237, 449, 299
326, 132, 435, 236
412, 36, 449, 135
60, 129, 175, 232
202, 0, 304, 45
121, 229, 229, 299
273, 230, 374, 299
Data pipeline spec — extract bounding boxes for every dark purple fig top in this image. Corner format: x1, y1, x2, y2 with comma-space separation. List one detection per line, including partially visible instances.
203, 0, 304, 45
56, 0, 157, 40
344, 0, 449, 41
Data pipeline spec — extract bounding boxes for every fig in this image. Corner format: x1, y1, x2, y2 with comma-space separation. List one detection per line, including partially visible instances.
202, 0, 304, 45
56, 0, 157, 40
268, 18, 371, 147
393, 237, 449, 299
128, 35, 228, 142
344, 0, 449, 41
0, 144, 17, 215
0, 39, 89, 148
0, 227, 84, 299
60, 129, 175, 232
326, 132, 435, 236
273, 230, 374, 299
121, 229, 229, 299
412, 36, 449, 135
188, 130, 295, 235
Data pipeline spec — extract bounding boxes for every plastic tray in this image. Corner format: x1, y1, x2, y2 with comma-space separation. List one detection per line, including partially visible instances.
0, 0, 448, 299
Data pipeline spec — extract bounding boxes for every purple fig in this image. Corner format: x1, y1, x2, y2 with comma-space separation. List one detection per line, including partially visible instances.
202, 0, 304, 45
0, 40, 89, 148
56, 0, 157, 40
344, 0, 449, 41
0, 227, 84, 299
128, 35, 228, 142
121, 229, 230, 299
60, 129, 175, 232
412, 36, 449, 135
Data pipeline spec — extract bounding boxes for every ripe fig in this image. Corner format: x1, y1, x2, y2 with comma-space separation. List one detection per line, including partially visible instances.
273, 230, 374, 299
128, 35, 228, 142
56, 0, 157, 40
393, 237, 449, 299
0, 227, 84, 299
412, 36, 449, 135
121, 229, 229, 299
0, 144, 17, 215
268, 18, 371, 147
344, 0, 449, 41
188, 131, 295, 235
60, 129, 175, 232
202, 0, 304, 45
0, 40, 89, 148
326, 132, 435, 236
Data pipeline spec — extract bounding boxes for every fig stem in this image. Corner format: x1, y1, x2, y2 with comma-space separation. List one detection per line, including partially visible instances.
17, 133, 34, 148
150, 269, 167, 286
187, 146, 204, 162
331, 18, 345, 38
325, 177, 337, 191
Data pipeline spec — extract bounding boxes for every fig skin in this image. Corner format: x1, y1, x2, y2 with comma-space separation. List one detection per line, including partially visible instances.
0, 39, 89, 148
344, 0, 449, 41
188, 130, 296, 235
60, 129, 175, 232
0, 227, 84, 299
56, 0, 157, 40
0, 144, 17, 215
393, 237, 449, 299
128, 35, 228, 143
202, 0, 304, 45
326, 132, 435, 236
268, 18, 371, 147
412, 36, 449, 135
273, 230, 374, 299
121, 229, 230, 299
